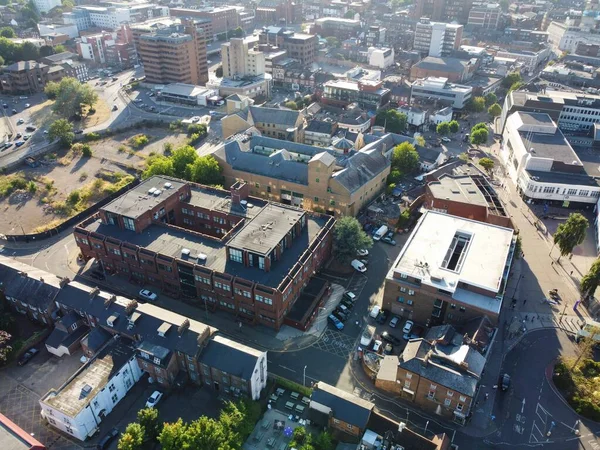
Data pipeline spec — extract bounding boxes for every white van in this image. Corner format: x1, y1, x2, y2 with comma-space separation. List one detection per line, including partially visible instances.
373, 225, 388, 241
369, 305, 381, 319
351, 259, 367, 272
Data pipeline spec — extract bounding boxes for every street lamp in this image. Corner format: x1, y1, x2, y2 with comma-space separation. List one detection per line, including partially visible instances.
511, 275, 524, 302
303, 365, 307, 387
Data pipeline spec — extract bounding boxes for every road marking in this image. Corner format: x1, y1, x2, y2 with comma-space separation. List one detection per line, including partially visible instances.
522, 397, 526, 414
278, 365, 296, 373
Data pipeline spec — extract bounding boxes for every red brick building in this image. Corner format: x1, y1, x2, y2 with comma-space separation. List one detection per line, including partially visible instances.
74, 176, 334, 330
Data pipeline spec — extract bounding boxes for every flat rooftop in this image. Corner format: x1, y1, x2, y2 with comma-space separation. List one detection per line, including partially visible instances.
388, 211, 513, 314
161, 83, 212, 98
428, 175, 488, 207
41, 342, 135, 418
84, 213, 327, 288
520, 129, 577, 163
325, 80, 360, 91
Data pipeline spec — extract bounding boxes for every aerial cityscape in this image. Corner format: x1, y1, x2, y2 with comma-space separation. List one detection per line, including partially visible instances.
1, 0, 600, 449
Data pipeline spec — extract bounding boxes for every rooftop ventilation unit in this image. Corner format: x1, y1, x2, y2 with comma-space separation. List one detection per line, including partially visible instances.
148, 187, 157, 195
153, 189, 162, 196
164, 182, 172, 189
182, 248, 191, 256
198, 253, 207, 263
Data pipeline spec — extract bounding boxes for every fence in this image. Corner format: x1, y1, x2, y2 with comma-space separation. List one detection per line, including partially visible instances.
1, 178, 140, 242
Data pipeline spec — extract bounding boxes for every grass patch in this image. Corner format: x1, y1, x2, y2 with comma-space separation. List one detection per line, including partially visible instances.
553, 358, 600, 421
129, 134, 150, 149
273, 375, 312, 397
32, 219, 64, 233
0, 174, 28, 197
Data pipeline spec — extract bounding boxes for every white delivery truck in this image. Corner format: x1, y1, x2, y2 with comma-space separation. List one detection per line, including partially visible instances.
373, 225, 388, 241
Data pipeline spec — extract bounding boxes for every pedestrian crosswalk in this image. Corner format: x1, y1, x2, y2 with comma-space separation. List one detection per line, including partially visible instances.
510, 312, 585, 334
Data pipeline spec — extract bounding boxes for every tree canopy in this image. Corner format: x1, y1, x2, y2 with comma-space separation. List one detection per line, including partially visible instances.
0, 27, 14, 38
374, 109, 407, 134
436, 122, 450, 135
48, 118, 74, 147
391, 141, 419, 174
502, 71, 522, 88
0, 36, 40, 63
484, 92, 498, 106
468, 96, 486, 113
333, 217, 372, 264
553, 213, 589, 260
45, 77, 98, 119
478, 157, 495, 174
137, 407, 160, 442
117, 423, 144, 450
448, 120, 460, 133
581, 258, 600, 300
488, 103, 502, 117
470, 128, 488, 146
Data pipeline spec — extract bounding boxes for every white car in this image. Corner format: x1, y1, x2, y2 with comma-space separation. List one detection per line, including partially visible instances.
145, 391, 163, 408
357, 249, 369, 257
138, 289, 157, 302
351, 259, 367, 273
402, 320, 414, 334
441, 137, 451, 143
389, 316, 400, 328
16, 118, 24, 125
24, 103, 30, 108
360, 326, 375, 346
372, 340, 383, 352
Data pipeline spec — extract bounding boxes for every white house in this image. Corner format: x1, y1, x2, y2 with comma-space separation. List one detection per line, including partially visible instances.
430, 106, 453, 124
368, 47, 394, 70
500, 111, 600, 207
40, 340, 143, 441
398, 105, 427, 128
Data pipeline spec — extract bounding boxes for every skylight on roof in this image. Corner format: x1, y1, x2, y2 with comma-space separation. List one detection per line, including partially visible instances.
442, 231, 472, 272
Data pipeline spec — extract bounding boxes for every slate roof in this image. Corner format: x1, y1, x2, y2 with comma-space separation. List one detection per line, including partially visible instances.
413, 56, 469, 74
5, 61, 47, 72
417, 146, 444, 163
309, 151, 336, 166
331, 149, 389, 193
305, 120, 335, 135
0, 256, 62, 311
248, 106, 300, 128
199, 335, 263, 380
81, 327, 112, 353
311, 382, 374, 429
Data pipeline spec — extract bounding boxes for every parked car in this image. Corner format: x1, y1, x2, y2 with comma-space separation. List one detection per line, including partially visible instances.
369, 305, 381, 319
17, 348, 39, 366
25, 126, 36, 132
351, 259, 367, 273
382, 236, 396, 245
22, 134, 30, 141
328, 314, 344, 330
138, 289, 157, 302
389, 316, 400, 328
333, 309, 348, 322
441, 137, 451, 143
4, 142, 13, 149
14, 141, 24, 147
24, 103, 30, 108
11, 109, 16, 114
96, 428, 119, 450
343, 291, 357, 303
372, 340, 383, 353
376, 310, 388, 325
74, 129, 84, 134
500, 373, 511, 391
337, 303, 350, 315
383, 343, 393, 355
145, 391, 163, 408
360, 326, 375, 346
381, 331, 402, 345
357, 249, 369, 257
340, 298, 354, 309
15, 133, 21, 138
402, 320, 414, 334
16, 118, 24, 125
112, 104, 118, 111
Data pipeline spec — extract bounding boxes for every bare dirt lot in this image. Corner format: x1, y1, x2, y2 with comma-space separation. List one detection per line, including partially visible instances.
29, 98, 111, 131
0, 150, 132, 234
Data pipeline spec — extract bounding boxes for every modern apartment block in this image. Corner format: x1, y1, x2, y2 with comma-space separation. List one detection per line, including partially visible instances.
0, 61, 65, 94
410, 77, 472, 109
414, 20, 463, 58
500, 111, 600, 207
74, 176, 334, 330
313, 17, 362, 40
135, 20, 208, 85
258, 27, 317, 65
322, 79, 391, 110
33, 0, 61, 14
382, 210, 515, 327
222, 37, 265, 78
467, 2, 501, 29
64, 4, 168, 32
169, 6, 240, 36
412, 0, 472, 25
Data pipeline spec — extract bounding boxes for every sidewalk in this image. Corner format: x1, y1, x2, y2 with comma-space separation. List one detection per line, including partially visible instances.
65, 248, 332, 352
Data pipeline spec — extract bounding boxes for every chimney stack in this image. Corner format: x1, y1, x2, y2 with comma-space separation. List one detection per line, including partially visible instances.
230, 180, 249, 206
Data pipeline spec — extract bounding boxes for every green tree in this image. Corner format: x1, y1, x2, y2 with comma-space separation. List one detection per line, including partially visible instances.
314, 431, 335, 450
552, 213, 589, 261
170, 145, 198, 178
374, 109, 407, 134
137, 407, 160, 442
0, 36, 18, 62
344, 9, 356, 18
39, 45, 55, 57
188, 155, 224, 186
62, 0, 74, 7
478, 157, 495, 175
284, 101, 298, 110
436, 121, 450, 135
472, 122, 488, 131
215, 66, 223, 78
333, 216, 372, 264
484, 92, 498, 106
468, 96, 486, 113
448, 120, 460, 133
143, 155, 175, 179
158, 419, 189, 450
54, 44, 66, 53
488, 103, 502, 117
581, 258, 600, 300
45, 77, 98, 118
415, 135, 426, 146
470, 128, 488, 146
325, 36, 340, 48
117, 423, 144, 450
187, 123, 207, 136
502, 71, 522, 88
48, 118, 74, 147
186, 416, 228, 449
15, 41, 39, 61
391, 141, 419, 174
0, 27, 14, 38
509, 81, 524, 92
0, 330, 13, 366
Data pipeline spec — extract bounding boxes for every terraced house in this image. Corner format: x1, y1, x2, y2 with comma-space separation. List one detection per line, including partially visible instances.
74, 176, 334, 330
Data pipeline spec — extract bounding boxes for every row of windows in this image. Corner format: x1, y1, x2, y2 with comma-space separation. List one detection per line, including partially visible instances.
529, 185, 600, 198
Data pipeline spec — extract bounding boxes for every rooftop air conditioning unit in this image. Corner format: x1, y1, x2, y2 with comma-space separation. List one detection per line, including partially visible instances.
164, 182, 172, 189
182, 248, 191, 257
148, 187, 157, 195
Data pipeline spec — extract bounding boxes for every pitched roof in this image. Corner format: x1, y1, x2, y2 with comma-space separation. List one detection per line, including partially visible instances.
5, 61, 47, 72
417, 146, 444, 163
248, 106, 300, 128
311, 382, 374, 428
305, 120, 335, 135
332, 149, 389, 193
309, 151, 336, 166
413, 56, 468, 74
199, 335, 263, 379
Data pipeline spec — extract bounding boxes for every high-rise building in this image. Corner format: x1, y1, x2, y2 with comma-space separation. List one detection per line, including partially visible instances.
135, 19, 208, 85
467, 3, 501, 29
412, 0, 473, 23
413, 19, 463, 57
169, 6, 241, 36
258, 27, 317, 65
221, 37, 266, 78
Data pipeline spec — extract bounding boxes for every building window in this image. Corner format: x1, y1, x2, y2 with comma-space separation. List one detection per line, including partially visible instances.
108, 384, 116, 393
447, 390, 454, 397
123, 217, 135, 231
459, 395, 467, 402
399, 273, 408, 279
428, 390, 436, 399
399, 287, 406, 293
330, 200, 335, 206
315, 178, 319, 183
48, 418, 56, 425
230, 248, 243, 263
407, 299, 414, 306
154, 357, 161, 365
444, 398, 452, 407
459, 307, 466, 312
408, 289, 415, 296
404, 380, 411, 388
457, 403, 464, 411
111, 393, 118, 403
314, 197, 319, 202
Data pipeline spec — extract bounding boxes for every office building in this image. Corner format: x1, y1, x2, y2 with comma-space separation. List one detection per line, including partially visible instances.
410, 77, 473, 109
382, 210, 515, 326
76, 26, 135, 67
169, 6, 240, 36
414, 19, 463, 58
500, 89, 600, 133
222, 37, 266, 78
135, 20, 208, 85
33, 0, 61, 14
368, 48, 394, 69
313, 17, 362, 40
467, 3, 501, 29
500, 111, 600, 206
64, 4, 167, 32
547, 21, 600, 53
74, 176, 334, 330
258, 27, 317, 65
304, 120, 338, 147
413, 0, 473, 23
0, 61, 66, 94
207, 73, 272, 100
40, 340, 143, 441
410, 56, 474, 83
323, 79, 391, 110
495, 47, 550, 72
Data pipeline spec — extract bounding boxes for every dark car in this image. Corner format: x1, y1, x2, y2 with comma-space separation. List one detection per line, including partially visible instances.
381, 331, 402, 345
340, 298, 354, 309
74, 129, 84, 134
376, 310, 389, 325
89, 270, 106, 281
11, 109, 16, 114
500, 373, 511, 391
97, 427, 119, 450
18, 348, 39, 366
25, 126, 36, 132
334, 308, 349, 322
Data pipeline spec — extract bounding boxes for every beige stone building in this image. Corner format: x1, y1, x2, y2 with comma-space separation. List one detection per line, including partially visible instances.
212, 134, 394, 217
222, 105, 305, 141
